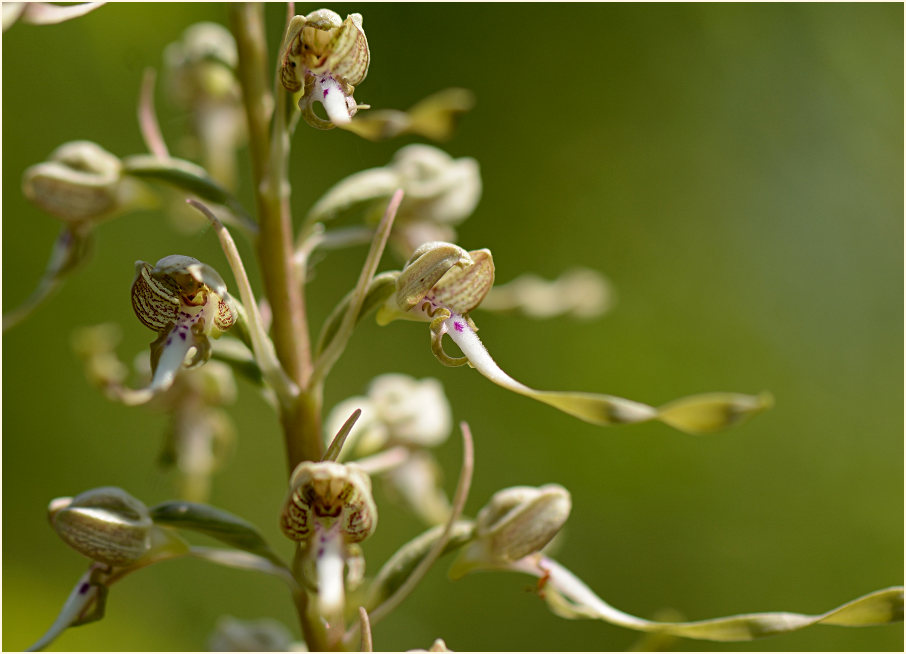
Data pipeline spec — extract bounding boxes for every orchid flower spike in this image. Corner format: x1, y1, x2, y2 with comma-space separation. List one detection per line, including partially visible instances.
376, 242, 772, 434
280, 9, 370, 129
130, 255, 237, 402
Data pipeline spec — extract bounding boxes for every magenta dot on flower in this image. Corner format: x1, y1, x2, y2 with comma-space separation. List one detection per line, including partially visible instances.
454, 321, 464, 332
323, 89, 329, 98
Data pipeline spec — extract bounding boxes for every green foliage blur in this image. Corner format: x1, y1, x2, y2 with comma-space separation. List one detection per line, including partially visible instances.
3, 3, 902, 651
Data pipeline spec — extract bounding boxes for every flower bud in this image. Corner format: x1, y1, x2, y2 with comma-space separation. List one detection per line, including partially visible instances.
425, 248, 494, 318
280, 461, 377, 544
385, 451, 452, 525
475, 485, 571, 562
368, 374, 452, 447
306, 145, 481, 258
49, 487, 152, 567
480, 268, 614, 320
391, 145, 481, 224
164, 22, 238, 104
449, 485, 571, 579
376, 242, 495, 366
163, 22, 245, 189
325, 374, 453, 457
22, 141, 150, 223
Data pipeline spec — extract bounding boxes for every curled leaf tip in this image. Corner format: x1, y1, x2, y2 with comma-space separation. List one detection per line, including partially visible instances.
656, 391, 774, 435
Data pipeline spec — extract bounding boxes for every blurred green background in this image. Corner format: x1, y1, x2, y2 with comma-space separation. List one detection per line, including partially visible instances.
3, 3, 902, 651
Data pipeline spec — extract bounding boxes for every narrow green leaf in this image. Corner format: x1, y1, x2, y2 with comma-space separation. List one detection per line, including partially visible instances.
312, 191, 403, 385
149, 501, 284, 568
121, 155, 254, 229
316, 271, 398, 357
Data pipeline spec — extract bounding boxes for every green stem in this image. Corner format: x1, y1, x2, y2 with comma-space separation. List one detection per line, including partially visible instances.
229, 3, 322, 470
292, 546, 331, 651
230, 3, 325, 646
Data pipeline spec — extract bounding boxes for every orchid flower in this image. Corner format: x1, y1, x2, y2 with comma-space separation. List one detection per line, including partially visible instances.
280, 461, 378, 646
280, 9, 370, 129
448, 485, 904, 643
376, 242, 772, 434
128, 255, 237, 405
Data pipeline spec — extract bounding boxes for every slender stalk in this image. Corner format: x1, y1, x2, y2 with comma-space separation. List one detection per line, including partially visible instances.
228, 4, 306, 386
138, 67, 169, 158
311, 190, 403, 387
358, 607, 373, 652
352, 422, 475, 638
187, 198, 297, 406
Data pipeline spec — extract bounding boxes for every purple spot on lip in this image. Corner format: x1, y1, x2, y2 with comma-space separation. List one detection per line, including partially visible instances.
454, 321, 464, 332
179, 332, 186, 341
79, 582, 91, 594
323, 89, 329, 98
